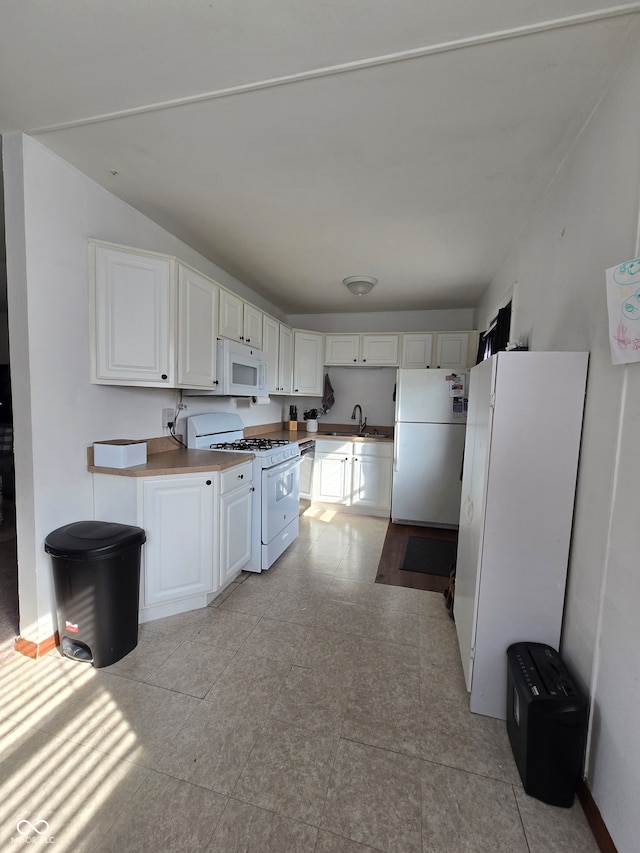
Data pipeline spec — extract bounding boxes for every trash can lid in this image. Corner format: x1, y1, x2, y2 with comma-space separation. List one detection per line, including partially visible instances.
44, 521, 146, 559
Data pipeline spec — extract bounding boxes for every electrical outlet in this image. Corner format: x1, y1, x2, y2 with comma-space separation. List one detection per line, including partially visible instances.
162, 408, 174, 429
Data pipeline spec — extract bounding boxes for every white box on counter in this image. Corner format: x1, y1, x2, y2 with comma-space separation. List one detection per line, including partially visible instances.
93, 439, 147, 468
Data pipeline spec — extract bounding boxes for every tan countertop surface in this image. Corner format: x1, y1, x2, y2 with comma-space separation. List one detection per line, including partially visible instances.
88, 436, 253, 477
88, 424, 393, 477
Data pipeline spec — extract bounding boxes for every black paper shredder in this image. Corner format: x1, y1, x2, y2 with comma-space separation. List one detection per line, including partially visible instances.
507, 642, 588, 808
45, 521, 146, 668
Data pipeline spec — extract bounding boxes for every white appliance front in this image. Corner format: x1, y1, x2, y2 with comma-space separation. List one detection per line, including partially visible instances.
396, 368, 467, 424
392, 422, 466, 526
216, 338, 269, 397
248, 455, 301, 571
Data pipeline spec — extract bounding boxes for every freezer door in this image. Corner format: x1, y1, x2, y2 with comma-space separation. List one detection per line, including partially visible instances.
396, 369, 466, 423
391, 422, 466, 526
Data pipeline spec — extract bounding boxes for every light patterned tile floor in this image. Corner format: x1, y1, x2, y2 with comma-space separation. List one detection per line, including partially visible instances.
0, 509, 598, 852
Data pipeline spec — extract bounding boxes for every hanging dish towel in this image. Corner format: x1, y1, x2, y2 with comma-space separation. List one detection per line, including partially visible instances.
322, 373, 335, 413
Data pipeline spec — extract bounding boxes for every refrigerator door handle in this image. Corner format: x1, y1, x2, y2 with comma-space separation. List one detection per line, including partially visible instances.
464, 496, 474, 524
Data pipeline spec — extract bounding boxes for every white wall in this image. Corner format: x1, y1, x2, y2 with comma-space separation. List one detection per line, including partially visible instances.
474, 43, 640, 853
287, 308, 474, 333
2, 134, 286, 644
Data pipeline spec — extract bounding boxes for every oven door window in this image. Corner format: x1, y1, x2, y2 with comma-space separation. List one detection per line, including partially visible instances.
262, 459, 301, 544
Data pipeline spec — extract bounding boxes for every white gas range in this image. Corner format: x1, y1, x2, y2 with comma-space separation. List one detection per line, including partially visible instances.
186, 413, 301, 572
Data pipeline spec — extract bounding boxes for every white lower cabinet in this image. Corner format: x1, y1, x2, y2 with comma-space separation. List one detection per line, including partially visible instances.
219, 462, 253, 586
352, 450, 392, 510
93, 464, 252, 623
143, 476, 215, 607
312, 439, 392, 515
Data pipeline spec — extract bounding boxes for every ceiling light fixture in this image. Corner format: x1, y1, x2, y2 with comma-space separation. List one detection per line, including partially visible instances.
343, 275, 378, 296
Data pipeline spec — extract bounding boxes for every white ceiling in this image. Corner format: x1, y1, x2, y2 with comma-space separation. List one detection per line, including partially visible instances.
2, 1, 639, 315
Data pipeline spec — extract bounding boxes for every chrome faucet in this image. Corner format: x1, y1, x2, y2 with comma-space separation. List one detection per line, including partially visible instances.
351, 403, 367, 433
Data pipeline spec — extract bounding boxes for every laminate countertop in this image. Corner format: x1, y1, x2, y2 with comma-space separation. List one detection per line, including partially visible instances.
88, 436, 252, 477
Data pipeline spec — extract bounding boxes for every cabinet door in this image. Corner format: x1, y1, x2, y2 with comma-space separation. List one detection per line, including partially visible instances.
361, 335, 399, 365
434, 333, 469, 370
325, 334, 360, 365
278, 325, 293, 394
142, 476, 215, 606
352, 443, 393, 510
351, 454, 392, 510
312, 452, 351, 504
401, 333, 433, 368
243, 303, 263, 348
177, 265, 218, 388
219, 486, 253, 585
92, 243, 174, 385
263, 314, 280, 393
293, 331, 323, 396
218, 290, 244, 342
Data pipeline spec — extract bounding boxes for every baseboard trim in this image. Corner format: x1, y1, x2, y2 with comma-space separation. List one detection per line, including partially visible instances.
15, 633, 59, 660
577, 780, 617, 853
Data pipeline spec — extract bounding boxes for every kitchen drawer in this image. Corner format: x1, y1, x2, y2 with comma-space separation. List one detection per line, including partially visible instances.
314, 439, 353, 454
220, 461, 253, 494
357, 441, 393, 458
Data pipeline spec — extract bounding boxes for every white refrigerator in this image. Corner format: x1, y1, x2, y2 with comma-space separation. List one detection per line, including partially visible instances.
391, 369, 467, 527
454, 352, 588, 719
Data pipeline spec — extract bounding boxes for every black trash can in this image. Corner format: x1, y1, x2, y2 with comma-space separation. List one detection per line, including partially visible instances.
507, 642, 588, 807
45, 521, 146, 668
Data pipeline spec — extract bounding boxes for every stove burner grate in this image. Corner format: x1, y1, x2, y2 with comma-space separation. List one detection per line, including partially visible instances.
210, 438, 291, 451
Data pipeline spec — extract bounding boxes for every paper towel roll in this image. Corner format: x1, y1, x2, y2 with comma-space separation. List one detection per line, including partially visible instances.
252, 396, 271, 405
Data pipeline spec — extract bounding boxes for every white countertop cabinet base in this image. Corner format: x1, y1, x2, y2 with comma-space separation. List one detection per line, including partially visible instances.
93, 466, 252, 623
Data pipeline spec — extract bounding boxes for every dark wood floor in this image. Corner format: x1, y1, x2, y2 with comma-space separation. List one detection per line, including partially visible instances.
375, 522, 457, 592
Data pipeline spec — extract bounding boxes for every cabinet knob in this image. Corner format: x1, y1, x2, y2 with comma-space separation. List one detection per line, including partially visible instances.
353, 358, 357, 362
363, 359, 366, 363
251, 486, 256, 492
238, 473, 244, 479
206, 480, 212, 486
161, 374, 168, 380
213, 379, 219, 385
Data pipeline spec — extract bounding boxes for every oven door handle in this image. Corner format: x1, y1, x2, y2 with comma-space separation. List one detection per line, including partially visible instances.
264, 457, 303, 479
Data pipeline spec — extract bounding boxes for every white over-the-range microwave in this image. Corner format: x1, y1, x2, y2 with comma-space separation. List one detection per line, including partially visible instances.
184, 338, 269, 396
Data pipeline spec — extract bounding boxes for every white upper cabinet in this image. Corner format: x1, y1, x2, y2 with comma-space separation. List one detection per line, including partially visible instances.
263, 314, 280, 392
434, 332, 470, 370
177, 264, 218, 389
401, 333, 434, 368
218, 290, 244, 343
292, 330, 323, 396
243, 302, 263, 348
361, 334, 399, 365
218, 289, 263, 348
91, 242, 175, 386
399, 332, 477, 370
278, 324, 293, 394
325, 334, 360, 364
324, 333, 399, 366
263, 316, 294, 394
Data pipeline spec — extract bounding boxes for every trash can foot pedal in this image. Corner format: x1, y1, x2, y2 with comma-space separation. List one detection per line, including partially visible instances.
61, 637, 93, 663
